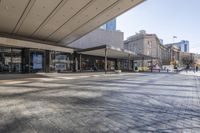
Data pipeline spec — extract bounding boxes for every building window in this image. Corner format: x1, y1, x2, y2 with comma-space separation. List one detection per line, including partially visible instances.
184, 44, 187, 52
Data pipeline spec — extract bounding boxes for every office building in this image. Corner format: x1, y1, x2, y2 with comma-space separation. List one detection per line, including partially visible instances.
100, 19, 117, 31
165, 40, 189, 52
69, 29, 124, 49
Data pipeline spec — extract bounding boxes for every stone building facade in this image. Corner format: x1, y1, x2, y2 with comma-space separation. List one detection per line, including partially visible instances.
124, 30, 170, 67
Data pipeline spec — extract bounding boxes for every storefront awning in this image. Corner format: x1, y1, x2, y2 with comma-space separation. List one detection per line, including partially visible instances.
77, 45, 158, 60
77, 45, 136, 59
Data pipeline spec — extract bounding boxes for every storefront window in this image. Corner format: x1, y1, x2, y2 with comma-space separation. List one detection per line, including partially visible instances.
50, 51, 55, 72
81, 55, 116, 71
30, 50, 44, 73
107, 60, 115, 71
11, 49, 22, 73
0, 47, 22, 73
53, 52, 72, 72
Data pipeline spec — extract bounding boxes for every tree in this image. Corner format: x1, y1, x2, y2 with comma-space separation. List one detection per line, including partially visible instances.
181, 56, 194, 65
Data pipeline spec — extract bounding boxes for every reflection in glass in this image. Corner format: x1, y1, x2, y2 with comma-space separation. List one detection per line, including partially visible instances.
0, 47, 22, 73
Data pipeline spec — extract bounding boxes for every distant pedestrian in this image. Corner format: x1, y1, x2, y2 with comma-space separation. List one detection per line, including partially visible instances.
186, 65, 189, 73
196, 66, 198, 72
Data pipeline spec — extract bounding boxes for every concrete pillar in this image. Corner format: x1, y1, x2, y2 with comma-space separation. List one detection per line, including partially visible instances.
10, 48, 13, 72
73, 52, 78, 72
128, 54, 131, 71
151, 58, 153, 73
79, 54, 82, 72
115, 59, 119, 70
142, 57, 144, 72
105, 48, 107, 74
53, 51, 56, 72
132, 59, 135, 71
22, 48, 30, 73
44, 50, 50, 73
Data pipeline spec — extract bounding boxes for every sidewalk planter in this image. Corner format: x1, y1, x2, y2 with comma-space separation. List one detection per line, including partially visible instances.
115, 70, 121, 74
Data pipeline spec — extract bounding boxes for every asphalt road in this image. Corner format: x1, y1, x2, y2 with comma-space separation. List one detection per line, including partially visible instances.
0, 73, 200, 133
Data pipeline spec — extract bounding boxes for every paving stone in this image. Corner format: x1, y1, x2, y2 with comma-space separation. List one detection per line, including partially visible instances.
0, 73, 200, 132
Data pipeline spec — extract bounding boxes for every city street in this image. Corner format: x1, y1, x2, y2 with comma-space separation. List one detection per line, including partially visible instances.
0, 72, 200, 133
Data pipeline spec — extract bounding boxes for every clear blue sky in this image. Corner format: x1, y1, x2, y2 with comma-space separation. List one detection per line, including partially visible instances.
117, 0, 200, 53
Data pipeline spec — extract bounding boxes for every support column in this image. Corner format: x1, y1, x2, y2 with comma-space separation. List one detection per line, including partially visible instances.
128, 54, 131, 71
115, 59, 118, 70
44, 50, 50, 73
53, 51, 56, 72
11, 48, 13, 72
142, 57, 144, 72
151, 58, 153, 73
22, 48, 30, 73
105, 48, 107, 74
132, 59, 135, 71
79, 54, 82, 72
73, 52, 78, 72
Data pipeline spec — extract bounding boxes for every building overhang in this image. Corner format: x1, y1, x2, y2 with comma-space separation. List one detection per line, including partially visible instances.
0, 36, 73, 53
0, 0, 144, 48
77, 45, 136, 59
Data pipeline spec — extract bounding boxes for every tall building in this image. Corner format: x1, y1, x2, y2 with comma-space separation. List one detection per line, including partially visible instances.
100, 19, 116, 31
69, 29, 124, 49
165, 40, 189, 52
124, 30, 170, 66
70, 18, 122, 49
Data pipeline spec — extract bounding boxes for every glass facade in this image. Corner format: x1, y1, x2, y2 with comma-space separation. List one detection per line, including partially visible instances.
53, 52, 73, 72
106, 19, 116, 31
80, 55, 116, 71
0, 47, 22, 73
0, 46, 74, 73
0, 46, 134, 73
100, 18, 116, 31
30, 50, 44, 73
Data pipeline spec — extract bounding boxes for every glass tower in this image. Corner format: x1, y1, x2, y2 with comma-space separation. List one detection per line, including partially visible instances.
100, 18, 116, 31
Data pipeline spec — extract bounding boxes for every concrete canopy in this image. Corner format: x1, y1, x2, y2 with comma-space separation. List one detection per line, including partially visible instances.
78, 45, 136, 59
0, 0, 144, 47
0, 36, 73, 53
